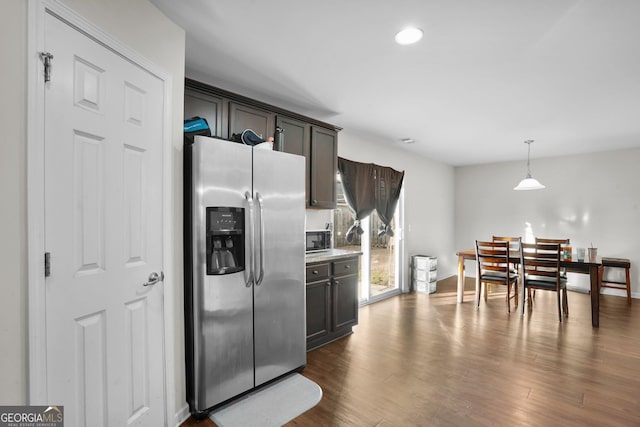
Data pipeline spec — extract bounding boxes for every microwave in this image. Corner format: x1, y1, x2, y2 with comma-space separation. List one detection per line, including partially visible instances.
305, 230, 332, 253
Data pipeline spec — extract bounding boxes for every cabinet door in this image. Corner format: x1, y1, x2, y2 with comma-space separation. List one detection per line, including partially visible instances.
275, 116, 310, 157
277, 116, 311, 205
229, 102, 275, 140
306, 279, 331, 343
310, 127, 337, 209
184, 89, 224, 138
333, 273, 359, 331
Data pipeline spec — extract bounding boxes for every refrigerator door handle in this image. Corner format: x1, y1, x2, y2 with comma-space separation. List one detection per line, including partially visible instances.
244, 191, 255, 287
255, 192, 265, 286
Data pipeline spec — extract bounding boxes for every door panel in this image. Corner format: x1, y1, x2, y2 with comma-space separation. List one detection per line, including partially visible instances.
275, 116, 310, 157
310, 127, 337, 208
252, 148, 306, 386
305, 280, 331, 341
184, 89, 224, 138
229, 102, 275, 139
191, 137, 254, 409
276, 116, 311, 206
333, 273, 359, 330
44, 12, 165, 426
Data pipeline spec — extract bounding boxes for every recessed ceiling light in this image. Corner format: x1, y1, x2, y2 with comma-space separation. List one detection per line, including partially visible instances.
401, 138, 415, 144
395, 27, 423, 45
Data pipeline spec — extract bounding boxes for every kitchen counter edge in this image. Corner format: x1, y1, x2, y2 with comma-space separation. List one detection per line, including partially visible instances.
305, 249, 363, 264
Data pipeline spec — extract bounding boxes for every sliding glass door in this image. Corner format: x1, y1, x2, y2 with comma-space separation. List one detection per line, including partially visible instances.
333, 175, 403, 304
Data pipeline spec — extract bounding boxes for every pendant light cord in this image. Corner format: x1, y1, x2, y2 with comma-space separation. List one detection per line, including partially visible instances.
525, 139, 533, 178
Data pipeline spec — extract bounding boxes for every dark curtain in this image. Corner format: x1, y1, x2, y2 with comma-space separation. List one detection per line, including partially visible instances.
338, 157, 405, 242
338, 158, 375, 243
375, 165, 405, 237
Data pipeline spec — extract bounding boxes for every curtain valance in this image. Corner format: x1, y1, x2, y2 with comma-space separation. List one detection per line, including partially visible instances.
337, 157, 405, 243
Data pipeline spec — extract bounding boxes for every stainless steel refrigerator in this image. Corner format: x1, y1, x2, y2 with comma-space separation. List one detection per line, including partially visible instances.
184, 135, 306, 417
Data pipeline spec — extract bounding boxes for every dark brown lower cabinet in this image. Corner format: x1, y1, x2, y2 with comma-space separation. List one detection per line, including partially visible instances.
306, 256, 359, 350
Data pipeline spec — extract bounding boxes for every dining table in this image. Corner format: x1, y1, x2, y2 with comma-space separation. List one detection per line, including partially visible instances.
456, 248, 603, 328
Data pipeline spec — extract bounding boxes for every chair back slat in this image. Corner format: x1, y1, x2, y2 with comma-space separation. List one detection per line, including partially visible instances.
535, 237, 570, 246
476, 240, 511, 275
493, 235, 521, 250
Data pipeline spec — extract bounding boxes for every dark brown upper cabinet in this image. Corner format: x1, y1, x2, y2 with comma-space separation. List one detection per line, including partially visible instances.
276, 116, 311, 206
276, 116, 310, 157
184, 78, 340, 209
184, 88, 224, 138
229, 102, 275, 141
310, 127, 337, 209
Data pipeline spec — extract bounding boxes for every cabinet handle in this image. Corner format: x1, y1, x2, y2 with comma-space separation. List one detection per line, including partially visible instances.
312, 270, 319, 275
334, 280, 340, 285
345, 265, 351, 269
312, 199, 317, 205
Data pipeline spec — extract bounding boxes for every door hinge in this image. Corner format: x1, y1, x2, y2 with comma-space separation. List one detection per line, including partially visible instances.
39, 52, 54, 83
44, 252, 51, 277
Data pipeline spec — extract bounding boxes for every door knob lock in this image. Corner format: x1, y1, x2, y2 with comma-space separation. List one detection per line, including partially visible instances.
143, 271, 164, 286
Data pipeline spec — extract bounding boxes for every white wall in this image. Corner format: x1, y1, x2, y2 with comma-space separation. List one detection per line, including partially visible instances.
338, 130, 457, 285
0, 0, 187, 420
0, 0, 28, 405
455, 148, 640, 295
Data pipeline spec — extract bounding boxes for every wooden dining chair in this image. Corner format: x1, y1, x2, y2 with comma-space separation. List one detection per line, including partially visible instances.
492, 236, 521, 305
475, 239, 520, 312
531, 237, 570, 299
521, 242, 568, 322
492, 236, 521, 306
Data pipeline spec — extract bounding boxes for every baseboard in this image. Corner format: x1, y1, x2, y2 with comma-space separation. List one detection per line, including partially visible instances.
174, 404, 190, 427
566, 284, 590, 294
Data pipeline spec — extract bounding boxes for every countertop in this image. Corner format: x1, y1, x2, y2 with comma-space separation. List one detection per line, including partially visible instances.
305, 248, 363, 264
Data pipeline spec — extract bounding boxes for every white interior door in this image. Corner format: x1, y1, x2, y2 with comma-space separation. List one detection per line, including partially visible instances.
43, 12, 165, 426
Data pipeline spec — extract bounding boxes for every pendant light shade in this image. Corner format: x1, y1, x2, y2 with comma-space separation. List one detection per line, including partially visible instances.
514, 140, 545, 190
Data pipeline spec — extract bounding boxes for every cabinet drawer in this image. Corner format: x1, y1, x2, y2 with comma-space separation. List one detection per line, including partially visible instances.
414, 256, 437, 271
306, 263, 330, 282
414, 268, 437, 282
333, 258, 357, 276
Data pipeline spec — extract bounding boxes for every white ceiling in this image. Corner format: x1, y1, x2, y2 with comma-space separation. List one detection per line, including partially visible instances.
150, 0, 640, 166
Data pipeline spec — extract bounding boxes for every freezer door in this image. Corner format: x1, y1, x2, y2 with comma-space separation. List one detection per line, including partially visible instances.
252, 148, 306, 386
191, 136, 254, 409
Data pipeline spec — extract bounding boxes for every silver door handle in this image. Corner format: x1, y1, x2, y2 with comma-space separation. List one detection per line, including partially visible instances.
245, 191, 255, 287
255, 192, 265, 286
143, 271, 164, 286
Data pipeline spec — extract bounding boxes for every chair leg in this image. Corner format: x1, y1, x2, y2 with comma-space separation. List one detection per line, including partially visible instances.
557, 291, 563, 322
484, 283, 488, 302
475, 278, 481, 308
506, 283, 511, 313
563, 288, 569, 317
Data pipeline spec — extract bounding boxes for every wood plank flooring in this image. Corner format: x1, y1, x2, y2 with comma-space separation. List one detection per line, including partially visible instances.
181, 276, 640, 426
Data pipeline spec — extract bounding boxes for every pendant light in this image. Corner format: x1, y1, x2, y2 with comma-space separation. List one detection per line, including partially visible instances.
514, 140, 545, 190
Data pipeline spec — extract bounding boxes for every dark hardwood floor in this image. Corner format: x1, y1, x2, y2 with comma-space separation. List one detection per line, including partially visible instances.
182, 276, 640, 426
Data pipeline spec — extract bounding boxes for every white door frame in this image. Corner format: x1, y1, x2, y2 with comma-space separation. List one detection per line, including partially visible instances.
26, 1, 176, 424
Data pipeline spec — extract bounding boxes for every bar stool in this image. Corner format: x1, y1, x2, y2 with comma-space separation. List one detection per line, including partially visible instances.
599, 257, 632, 305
